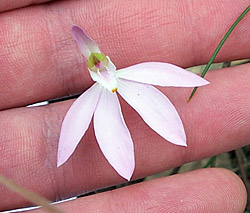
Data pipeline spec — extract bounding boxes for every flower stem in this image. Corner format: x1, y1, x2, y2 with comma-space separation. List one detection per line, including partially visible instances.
203, 156, 216, 168
188, 4, 250, 102
0, 174, 64, 213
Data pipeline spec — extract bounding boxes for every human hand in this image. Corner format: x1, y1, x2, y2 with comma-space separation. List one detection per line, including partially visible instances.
0, 0, 249, 212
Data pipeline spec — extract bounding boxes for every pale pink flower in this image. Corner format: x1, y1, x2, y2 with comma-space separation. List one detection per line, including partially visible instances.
57, 26, 209, 180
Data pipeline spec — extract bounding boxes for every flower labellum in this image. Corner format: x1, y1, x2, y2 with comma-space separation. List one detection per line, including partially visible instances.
57, 25, 209, 180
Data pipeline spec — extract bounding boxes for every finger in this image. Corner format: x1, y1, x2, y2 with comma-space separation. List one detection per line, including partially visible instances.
0, 0, 53, 12
1, 63, 250, 210
32, 168, 247, 213
0, 0, 250, 109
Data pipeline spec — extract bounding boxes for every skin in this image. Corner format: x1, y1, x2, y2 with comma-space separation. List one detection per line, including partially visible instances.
0, 0, 249, 212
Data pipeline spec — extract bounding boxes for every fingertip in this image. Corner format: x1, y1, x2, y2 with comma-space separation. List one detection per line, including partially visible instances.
213, 168, 247, 208
42, 168, 247, 213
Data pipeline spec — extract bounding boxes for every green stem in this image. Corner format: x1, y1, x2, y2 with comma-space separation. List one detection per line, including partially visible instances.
0, 174, 64, 213
188, 4, 250, 102
203, 156, 216, 168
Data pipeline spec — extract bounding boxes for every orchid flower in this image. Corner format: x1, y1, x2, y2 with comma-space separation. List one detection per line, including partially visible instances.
57, 25, 209, 181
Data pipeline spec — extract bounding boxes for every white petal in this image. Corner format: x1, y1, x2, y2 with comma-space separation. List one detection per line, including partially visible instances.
71, 25, 101, 58
116, 62, 209, 87
94, 89, 135, 180
106, 56, 116, 73
118, 79, 186, 146
89, 70, 118, 93
57, 83, 102, 167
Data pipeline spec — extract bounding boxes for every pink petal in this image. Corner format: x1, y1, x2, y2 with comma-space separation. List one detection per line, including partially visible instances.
118, 79, 187, 146
57, 83, 101, 167
116, 62, 209, 87
94, 89, 135, 180
71, 25, 101, 58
